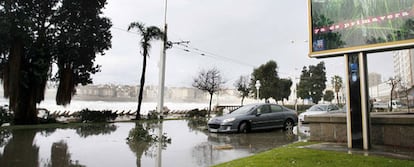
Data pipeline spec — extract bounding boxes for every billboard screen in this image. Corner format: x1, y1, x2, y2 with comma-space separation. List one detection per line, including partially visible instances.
309, 0, 414, 58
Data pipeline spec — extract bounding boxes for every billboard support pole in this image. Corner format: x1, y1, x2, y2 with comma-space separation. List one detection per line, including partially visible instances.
345, 52, 371, 150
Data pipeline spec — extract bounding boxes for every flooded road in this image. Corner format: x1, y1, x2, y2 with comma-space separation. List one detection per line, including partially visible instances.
0, 120, 302, 167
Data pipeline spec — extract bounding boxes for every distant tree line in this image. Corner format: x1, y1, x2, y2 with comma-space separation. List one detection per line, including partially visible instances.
193, 60, 342, 111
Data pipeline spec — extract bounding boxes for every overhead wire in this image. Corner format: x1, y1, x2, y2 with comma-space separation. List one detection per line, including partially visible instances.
111, 26, 140, 35
112, 26, 251, 66
174, 43, 255, 68
111, 25, 296, 78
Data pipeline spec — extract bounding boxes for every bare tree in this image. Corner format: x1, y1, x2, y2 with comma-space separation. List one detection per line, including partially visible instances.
234, 75, 250, 105
388, 77, 401, 112
399, 81, 411, 113
193, 68, 224, 118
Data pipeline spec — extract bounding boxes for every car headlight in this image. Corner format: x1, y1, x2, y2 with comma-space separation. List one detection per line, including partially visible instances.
223, 118, 235, 123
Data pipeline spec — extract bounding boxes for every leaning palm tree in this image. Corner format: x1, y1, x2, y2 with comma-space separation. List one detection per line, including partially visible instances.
128, 22, 164, 120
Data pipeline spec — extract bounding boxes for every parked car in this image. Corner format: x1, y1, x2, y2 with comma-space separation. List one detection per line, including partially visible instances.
207, 103, 298, 133
298, 104, 343, 123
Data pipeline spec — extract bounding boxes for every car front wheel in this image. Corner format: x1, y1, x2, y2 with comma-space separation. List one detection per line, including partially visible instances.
238, 122, 249, 133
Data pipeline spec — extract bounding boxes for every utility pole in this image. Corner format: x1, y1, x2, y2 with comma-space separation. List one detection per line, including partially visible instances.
156, 0, 168, 166
157, 1, 189, 166
157, 40, 189, 115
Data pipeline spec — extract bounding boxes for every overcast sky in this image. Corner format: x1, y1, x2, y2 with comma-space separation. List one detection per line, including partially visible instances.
92, 0, 395, 87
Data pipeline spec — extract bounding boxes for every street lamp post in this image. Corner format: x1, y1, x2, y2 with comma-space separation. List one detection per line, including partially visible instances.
255, 80, 261, 102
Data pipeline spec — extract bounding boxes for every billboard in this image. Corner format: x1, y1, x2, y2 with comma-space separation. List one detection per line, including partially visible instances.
309, 0, 414, 58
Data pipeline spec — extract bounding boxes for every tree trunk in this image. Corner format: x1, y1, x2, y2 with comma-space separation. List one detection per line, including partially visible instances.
241, 96, 245, 106
208, 93, 213, 118
136, 50, 148, 120
390, 87, 394, 112
7, 39, 23, 115
336, 92, 340, 105
8, 39, 37, 124
13, 88, 38, 124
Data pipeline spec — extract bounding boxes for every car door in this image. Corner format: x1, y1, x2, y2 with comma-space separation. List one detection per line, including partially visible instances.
249, 104, 272, 129
269, 104, 285, 128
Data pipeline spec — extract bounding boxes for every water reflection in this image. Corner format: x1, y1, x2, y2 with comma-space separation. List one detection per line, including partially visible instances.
0, 129, 11, 147
192, 130, 297, 166
0, 120, 299, 167
0, 124, 119, 167
0, 129, 39, 167
127, 121, 171, 167
46, 141, 85, 167
75, 124, 117, 138
186, 119, 298, 166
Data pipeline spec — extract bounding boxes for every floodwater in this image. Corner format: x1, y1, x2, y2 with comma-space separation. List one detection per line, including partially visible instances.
0, 120, 302, 167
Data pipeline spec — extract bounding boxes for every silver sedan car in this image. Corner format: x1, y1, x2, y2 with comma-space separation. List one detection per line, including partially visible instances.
298, 104, 344, 123
207, 103, 298, 133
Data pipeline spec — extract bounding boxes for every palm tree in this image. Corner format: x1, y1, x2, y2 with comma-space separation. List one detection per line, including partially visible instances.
331, 75, 343, 105
128, 22, 164, 120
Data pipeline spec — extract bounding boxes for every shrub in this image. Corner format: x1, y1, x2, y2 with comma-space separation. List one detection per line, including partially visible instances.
37, 108, 57, 124
0, 106, 12, 126
186, 109, 207, 118
79, 109, 117, 123
147, 110, 161, 120
215, 107, 224, 116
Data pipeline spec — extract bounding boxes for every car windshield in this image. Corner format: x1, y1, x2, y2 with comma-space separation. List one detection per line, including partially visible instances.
308, 105, 328, 112
230, 104, 256, 115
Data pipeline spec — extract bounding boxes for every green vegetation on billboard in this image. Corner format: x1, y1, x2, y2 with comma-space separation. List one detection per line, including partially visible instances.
309, 0, 414, 58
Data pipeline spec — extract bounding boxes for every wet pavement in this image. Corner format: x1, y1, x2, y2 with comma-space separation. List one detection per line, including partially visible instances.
303, 142, 414, 161
0, 120, 300, 167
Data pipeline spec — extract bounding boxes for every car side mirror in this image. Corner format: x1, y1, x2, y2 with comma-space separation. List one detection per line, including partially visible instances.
256, 110, 261, 116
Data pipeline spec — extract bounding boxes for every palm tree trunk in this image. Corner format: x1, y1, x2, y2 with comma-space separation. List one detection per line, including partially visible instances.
136, 51, 148, 120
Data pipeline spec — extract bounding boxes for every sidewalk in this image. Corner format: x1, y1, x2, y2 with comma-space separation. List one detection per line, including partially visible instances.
303, 142, 414, 161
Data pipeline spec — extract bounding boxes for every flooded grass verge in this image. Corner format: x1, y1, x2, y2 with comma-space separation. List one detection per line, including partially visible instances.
213, 142, 414, 167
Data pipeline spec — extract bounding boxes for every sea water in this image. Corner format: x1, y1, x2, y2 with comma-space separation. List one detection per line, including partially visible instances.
0, 98, 211, 115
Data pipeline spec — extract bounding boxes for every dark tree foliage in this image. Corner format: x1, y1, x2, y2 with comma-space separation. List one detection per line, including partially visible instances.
0, 0, 112, 124
234, 75, 250, 105
297, 66, 311, 102
251, 60, 292, 103
193, 67, 224, 118
127, 22, 164, 120
297, 62, 327, 104
275, 78, 292, 104
54, 0, 112, 105
251, 61, 279, 101
323, 90, 335, 103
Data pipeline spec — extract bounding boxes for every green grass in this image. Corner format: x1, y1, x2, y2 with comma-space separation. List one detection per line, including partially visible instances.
213, 142, 414, 167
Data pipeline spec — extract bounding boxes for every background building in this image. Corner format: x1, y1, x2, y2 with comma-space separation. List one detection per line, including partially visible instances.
393, 49, 414, 87
368, 72, 382, 87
